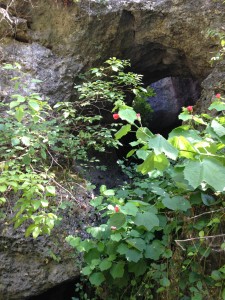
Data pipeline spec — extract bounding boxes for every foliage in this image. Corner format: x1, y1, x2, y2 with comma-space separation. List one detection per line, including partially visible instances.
1, 59, 134, 237
67, 94, 225, 299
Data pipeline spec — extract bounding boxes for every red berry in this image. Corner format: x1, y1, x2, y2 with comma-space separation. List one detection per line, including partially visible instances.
216, 93, 221, 99
187, 106, 193, 113
114, 205, 120, 213
113, 113, 120, 120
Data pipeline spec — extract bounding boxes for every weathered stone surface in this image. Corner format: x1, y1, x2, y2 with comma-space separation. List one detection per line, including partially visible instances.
0, 0, 225, 298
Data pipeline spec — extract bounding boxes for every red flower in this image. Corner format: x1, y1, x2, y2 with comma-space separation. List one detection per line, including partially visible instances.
187, 106, 193, 113
111, 226, 117, 230
216, 93, 221, 99
114, 205, 120, 213
113, 113, 120, 120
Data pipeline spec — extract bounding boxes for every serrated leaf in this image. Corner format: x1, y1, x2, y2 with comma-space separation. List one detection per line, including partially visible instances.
178, 111, 193, 121
29, 101, 40, 111
119, 109, 137, 124
115, 124, 131, 140
89, 272, 105, 286
134, 212, 159, 231
162, 196, 191, 211
15, 107, 24, 122
169, 136, 197, 159
209, 101, 225, 111
137, 152, 169, 174
145, 240, 165, 260
136, 127, 153, 142
99, 259, 112, 271
211, 120, 225, 137
122, 202, 138, 216
110, 262, 125, 279
82, 266, 92, 276
108, 213, 126, 229
126, 238, 146, 252
184, 158, 225, 191
148, 134, 178, 160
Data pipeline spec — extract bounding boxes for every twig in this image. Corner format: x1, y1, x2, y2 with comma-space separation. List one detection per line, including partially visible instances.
175, 233, 225, 250
186, 208, 225, 220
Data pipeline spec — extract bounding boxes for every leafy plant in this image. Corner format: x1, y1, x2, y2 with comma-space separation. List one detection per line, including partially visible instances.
67, 94, 225, 299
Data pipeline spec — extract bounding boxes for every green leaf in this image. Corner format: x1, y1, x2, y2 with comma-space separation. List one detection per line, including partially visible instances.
115, 124, 131, 140
201, 193, 215, 206
99, 259, 112, 271
126, 238, 146, 252
0, 185, 7, 192
103, 189, 115, 196
15, 107, 24, 122
222, 288, 225, 300
137, 152, 169, 174
89, 272, 105, 286
145, 240, 165, 260
162, 196, 191, 211
134, 212, 159, 231
46, 186, 56, 196
136, 127, 154, 142
117, 244, 143, 262
108, 213, 126, 229
111, 233, 122, 241
211, 120, 225, 137
184, 157, 225, 191
11, 137, 20, 146
160, 277, 170, 287
65, 236, 81, 248
209, 101, 225, 111
82, 266, 92, 276
28, 101, 40, 111
148, 134, 178, 160
0, 197, 6, 204
169, 136, 197, 159
41, 199, 49, 207
110, 262, 125, 279
119, 109, 137, 124
178, 111, 193, 121
121, 202, 138, 216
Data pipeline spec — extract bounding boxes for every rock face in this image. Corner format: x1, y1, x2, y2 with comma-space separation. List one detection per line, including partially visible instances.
0, 0, 225, 299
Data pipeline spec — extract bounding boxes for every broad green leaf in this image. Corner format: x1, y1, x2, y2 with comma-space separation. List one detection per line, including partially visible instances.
119, 109, 137, 124
211, 120, 225, 137
0, 197, 6, 204
99, 259, 112, 271
184, 158, 225, 191
82, 266, 92, 276
103, 189, 115, 196
46, 186, 56, 196
65, 236, 81, 248
15, 107, 24, 122
137, 152, 169, 174
29, 101, 40, 111
178, 111, 193, 121
0, 185, 7, 192
162, 196, 191, 211
134, 212, 159, 231
41, 199, 49, 207
110, 261, 125, 279
115, 124, 131, 139
201, 193, 215, 206
11, 137, 20, 146
169, 126, 202, 143
169, 136, 197, 159
136, 149, 149, 160
121, 202, 138, 216
116, 244, 142, 261
108, 213, 126, 229
193, 116, 207, 125
145, 240, 165, 260
89, 272, 105, 286
10, 101, 20, 109
111, 233, 122, 242
126, 238, 146, 252
160, 277, 170, 287
25, 224, 37, 237
148, 134, 178, 160
136, 127, 153, 142
128, 260, 147, 276
209, 101, 225, 111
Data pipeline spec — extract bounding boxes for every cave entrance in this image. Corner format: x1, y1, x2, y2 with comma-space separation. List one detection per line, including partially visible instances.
146, 76, 201, 136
